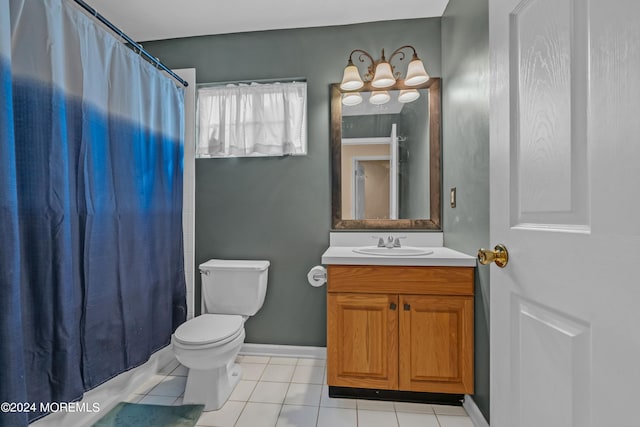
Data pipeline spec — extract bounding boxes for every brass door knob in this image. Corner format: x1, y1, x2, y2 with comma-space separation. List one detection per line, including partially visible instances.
477, 244, 509, 268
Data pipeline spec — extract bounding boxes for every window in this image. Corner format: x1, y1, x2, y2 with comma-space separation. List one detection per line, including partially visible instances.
197, 81, 307, 158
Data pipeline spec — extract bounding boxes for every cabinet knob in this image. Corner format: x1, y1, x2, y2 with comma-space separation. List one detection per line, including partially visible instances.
390, 302, 397, 310
404, 303, 411, 311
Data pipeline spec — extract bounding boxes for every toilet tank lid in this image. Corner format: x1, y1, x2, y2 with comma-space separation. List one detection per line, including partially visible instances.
200, 259, 270, 272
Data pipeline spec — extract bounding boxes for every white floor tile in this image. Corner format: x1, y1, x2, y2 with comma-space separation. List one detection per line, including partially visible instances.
276, 404, 319, 427
318, 407, 358, 427
393, 402, 434, 414
170, 364, 189, 377
432, 404, 468, 416
396, 412, 441, 427
319, 386, 356, 409
239, 355, 271, 364
317, 407, 357, 427
130, 368, 472, 427
148, 376, 187, 397
437, 414, 475, 427
291, 365, 324, 384
269, 357, 299, 365
235, 402, 281, 427
197, 400, 245, 427
134, 374, 166, 394
261, 364, 295, 382
284, 383, 322, 406
296, 358, 326, 367
240, 363, 267, 381
357, 399, 395, 412
249, 381, 290, 404
124, 393, 144, 403
229, 380, 257, 402
358, 409, 399, 427
137, 395, 179, 405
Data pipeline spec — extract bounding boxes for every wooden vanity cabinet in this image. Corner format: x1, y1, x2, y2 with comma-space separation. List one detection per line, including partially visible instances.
327, 293, 399, 390
327, 265, 474, 395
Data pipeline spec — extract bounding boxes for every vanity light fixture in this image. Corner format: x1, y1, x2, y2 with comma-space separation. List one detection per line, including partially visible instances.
341, 92, 363, 106
339, 45, 430, 91
369, 90, 391, 105
397, 89, 420, 103
341, 88, 421, 106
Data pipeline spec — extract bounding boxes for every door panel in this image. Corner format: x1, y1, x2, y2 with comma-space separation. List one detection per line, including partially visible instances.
491, 0, 640, 425
327, 293, 398, 390
509, 0, 589, 230
399, 295, 473, 393
512, 297, 591, 427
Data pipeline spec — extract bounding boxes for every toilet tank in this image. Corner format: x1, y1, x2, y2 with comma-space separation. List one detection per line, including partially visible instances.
199, 259, 270, 316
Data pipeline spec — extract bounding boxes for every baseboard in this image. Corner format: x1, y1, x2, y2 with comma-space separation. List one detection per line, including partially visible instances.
32, 346, 174, 427
240, 343, 327, 359
464, 394, 490, 427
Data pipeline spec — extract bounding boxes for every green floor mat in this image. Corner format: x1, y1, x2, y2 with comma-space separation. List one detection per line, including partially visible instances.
92, 402, 204, 427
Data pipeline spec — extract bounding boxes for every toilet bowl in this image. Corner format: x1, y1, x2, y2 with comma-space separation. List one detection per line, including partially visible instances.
172, 314, 246, 410
172, 259, 269, 411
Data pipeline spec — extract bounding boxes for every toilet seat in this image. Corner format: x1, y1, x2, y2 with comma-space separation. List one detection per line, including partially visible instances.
173, 314, 243, 346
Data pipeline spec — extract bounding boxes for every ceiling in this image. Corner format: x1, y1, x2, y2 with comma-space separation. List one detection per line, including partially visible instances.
86, 0, 450, 42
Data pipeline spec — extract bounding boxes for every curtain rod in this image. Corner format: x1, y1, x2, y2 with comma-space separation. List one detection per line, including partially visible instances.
71, 0, 188, 87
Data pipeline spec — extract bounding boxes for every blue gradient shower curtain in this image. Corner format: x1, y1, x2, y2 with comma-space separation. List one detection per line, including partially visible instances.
0, 1, 186, 425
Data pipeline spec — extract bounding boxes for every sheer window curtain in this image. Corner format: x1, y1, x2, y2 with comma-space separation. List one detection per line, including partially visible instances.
197, 81, 307, 157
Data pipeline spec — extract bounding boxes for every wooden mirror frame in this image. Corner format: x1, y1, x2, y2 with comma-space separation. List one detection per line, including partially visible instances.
330, 78, 442, 229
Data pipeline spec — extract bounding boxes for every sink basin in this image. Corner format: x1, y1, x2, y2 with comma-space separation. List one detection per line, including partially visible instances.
352, 246, 434, 256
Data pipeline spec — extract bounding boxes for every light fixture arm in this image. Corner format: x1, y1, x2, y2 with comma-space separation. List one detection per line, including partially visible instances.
388, 45, 420, 80
347, 49, 376, 81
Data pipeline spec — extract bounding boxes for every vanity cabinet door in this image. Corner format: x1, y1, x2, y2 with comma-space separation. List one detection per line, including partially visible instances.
327, 293, 399, 390
399, 295, 474, 394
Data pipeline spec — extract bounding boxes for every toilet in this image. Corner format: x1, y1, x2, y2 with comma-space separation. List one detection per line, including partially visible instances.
172, 259, 269, 410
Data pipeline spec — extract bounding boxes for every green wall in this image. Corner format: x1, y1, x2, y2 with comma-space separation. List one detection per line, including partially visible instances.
441, 0, 491, 422
145, 19, 442, 346
399, 94, 430, 219
342, 114, 399, 138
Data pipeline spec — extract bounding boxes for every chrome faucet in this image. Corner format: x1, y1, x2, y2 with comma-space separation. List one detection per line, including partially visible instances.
373, 235, 406, 248
386, 236, 395, 248
373, 236, 390, 247
393, 236, 407, 247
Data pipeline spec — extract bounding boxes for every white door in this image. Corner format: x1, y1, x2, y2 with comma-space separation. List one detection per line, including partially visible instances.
390, 123, 398, 219
489, 1, 640, 426
354, 162, 365, 220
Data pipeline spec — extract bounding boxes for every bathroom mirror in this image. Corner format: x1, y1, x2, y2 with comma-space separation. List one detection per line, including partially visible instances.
330, 78, 441, 229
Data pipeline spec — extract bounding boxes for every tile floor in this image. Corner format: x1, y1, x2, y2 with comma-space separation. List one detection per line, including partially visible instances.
127, 355, 474, 427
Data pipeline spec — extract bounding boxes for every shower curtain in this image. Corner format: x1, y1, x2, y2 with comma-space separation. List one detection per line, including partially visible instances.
0, 1, 186, 425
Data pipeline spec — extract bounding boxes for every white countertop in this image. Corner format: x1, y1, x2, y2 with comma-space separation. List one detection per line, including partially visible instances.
321, 246, 477, 267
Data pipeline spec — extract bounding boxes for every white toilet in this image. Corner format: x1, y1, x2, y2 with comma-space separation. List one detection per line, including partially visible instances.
172, 259, 269, 410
